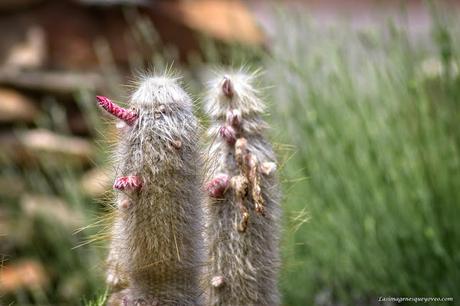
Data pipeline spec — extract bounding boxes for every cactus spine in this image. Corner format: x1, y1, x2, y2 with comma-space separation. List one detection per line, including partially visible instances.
97, 75, 203, 305
204, 71, 282, 305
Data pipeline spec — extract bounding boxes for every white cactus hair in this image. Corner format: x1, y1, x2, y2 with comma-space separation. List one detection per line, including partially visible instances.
104, 70, 205, 306
204, 68, 266, 118
130, 73, 194, 111
204, 67, 282, 305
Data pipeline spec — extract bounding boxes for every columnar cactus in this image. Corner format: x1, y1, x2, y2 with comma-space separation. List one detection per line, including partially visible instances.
204, 71, 281, 305
97, 75, 204, 305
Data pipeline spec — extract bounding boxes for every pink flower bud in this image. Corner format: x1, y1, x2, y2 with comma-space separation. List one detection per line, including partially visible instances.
113, 175, 143, 191
96, 96, 138, 126
219, 125, 236, 145
226, 109, 242, 128
205, 174, 230, 198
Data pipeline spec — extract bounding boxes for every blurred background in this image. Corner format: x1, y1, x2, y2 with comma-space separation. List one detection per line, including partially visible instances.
0, 0, 459, 305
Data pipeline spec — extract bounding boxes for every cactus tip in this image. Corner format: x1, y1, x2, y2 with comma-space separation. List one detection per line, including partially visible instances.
222, 77, 234, 98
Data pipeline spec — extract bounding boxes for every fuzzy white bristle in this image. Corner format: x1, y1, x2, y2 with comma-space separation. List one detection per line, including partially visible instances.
130, 76, 192, 110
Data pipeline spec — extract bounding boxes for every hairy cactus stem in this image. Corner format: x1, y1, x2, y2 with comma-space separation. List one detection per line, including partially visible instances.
99, 75, 203, 306
204, 71, 282, 305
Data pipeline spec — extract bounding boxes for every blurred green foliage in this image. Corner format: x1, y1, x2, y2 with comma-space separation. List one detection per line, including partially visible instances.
269, 7, 460, 306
